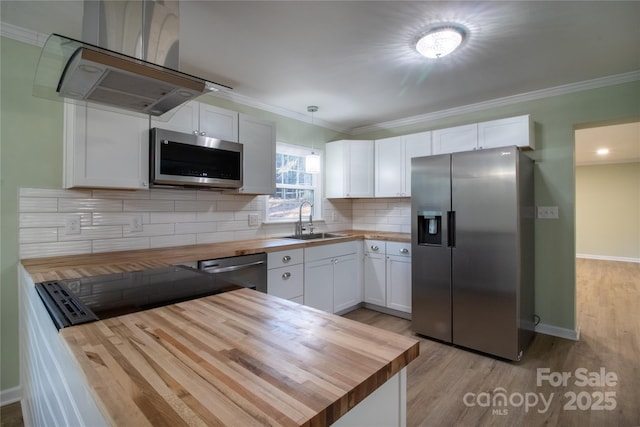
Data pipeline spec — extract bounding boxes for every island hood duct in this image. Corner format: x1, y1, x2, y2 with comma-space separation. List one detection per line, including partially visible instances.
33, 1, 230, 116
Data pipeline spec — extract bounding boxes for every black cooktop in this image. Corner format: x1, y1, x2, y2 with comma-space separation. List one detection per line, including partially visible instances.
35, 265, 247, 329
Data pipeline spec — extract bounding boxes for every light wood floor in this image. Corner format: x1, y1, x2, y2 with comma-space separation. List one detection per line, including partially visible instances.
2, 259, 637, 426
344, 258, 640, 426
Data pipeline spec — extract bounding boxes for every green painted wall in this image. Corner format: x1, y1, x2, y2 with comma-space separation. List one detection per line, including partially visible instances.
2, 34, 639, 394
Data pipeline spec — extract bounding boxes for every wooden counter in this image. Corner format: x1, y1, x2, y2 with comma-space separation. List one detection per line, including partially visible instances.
21, 230, 409, 283
60, 288, 419, 426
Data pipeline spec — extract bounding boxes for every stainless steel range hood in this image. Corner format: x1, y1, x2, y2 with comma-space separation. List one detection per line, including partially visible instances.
33, 1, 230, 116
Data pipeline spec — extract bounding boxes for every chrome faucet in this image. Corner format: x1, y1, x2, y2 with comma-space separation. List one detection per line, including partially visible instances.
296, 200, 314, 236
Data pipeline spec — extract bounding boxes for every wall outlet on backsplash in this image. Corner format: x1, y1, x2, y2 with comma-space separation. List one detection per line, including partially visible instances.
129, 215, 143, 232
248, 213, 260, 227
64, 215, 81, 235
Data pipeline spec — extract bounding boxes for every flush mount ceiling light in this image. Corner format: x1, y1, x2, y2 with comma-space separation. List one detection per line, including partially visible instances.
596, 148, 610, 155
416, 26, 465, 59
305, 106, 321, 173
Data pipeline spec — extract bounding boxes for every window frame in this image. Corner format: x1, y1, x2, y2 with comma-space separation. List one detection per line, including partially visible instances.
265, 142, 323, 223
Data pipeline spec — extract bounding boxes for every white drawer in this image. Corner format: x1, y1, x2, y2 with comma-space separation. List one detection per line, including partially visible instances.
387, 241, 411, 258
305, 241, 358, 262
364, 239, 386, 255
267, 264, 304, 300
267, 248, 304, 268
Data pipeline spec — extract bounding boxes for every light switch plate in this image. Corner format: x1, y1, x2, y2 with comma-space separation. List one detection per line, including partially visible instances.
248, 213, 260, 227
537, 206, 559, 219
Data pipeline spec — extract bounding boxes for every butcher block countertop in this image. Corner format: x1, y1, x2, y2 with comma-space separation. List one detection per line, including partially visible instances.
22, 230, 409, 283
60, 288, 420, 426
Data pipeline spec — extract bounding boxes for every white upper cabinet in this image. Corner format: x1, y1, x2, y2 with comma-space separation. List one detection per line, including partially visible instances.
236, 114, 276, 195
64, 103, 149, 190
152, 101, 239, 142
375, 136, 403, 197
431, 123, 478, 155
326, 140, 374, 198
478, 114, 534, 150
432, 115, 534, 155
375, 131, 431, 197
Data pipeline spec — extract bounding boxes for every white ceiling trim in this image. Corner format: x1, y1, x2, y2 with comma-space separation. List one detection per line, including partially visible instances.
349, 70, 640, 135
3, 21, 639, 136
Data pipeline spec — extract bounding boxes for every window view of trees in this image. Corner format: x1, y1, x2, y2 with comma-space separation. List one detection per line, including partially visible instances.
266, 145, 321, 221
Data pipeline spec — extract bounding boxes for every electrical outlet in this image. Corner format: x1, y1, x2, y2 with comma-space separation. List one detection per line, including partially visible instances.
129, 215, 143, 232
537, 206, 559, 219
64, 215, 81, 235
248, 213, 260, 227
332, 211, 338, 222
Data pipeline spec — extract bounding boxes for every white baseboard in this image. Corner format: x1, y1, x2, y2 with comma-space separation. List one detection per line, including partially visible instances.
535, 322, 580, 341
576, 253, 640, 263
1, 385, 21, 406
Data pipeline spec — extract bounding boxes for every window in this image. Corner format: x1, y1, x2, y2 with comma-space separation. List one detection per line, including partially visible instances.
266, 142, 322, 222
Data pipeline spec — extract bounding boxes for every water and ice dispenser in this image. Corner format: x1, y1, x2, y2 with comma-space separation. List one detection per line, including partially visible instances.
417, 211, 442, 246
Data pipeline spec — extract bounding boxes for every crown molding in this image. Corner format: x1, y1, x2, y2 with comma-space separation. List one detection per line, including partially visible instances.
0, 21, 48, 47
349, 70, 640, 135
3, 21, 638, 136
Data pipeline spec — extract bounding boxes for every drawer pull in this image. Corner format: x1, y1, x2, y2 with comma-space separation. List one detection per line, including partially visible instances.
282, 255, 292, 263
400, 248, 409, 254
282, 272, 291, 279
370, 245, 379, 251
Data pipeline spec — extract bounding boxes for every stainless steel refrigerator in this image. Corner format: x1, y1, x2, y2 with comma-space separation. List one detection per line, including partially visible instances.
411, 145, 535, 361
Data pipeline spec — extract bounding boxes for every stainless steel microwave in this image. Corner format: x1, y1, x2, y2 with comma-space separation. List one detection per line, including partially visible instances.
150, 128, 243, 189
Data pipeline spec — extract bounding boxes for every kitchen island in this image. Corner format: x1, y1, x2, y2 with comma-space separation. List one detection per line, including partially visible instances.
19, 247, 418, 426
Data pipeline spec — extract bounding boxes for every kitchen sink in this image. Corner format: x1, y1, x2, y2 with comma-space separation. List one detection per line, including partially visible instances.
284, 233, 347, 240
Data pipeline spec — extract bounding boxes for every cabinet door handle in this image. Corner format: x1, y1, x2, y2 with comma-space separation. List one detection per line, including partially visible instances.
400, 248, 409, 254
200, 131, 206, 136
282, 255, 291, 263
282, 272, 291, 279
370, 245, 379, 251
193, 130, 199, 135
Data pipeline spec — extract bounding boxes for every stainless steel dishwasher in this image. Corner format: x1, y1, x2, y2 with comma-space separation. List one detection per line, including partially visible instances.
197, 253, 267, 293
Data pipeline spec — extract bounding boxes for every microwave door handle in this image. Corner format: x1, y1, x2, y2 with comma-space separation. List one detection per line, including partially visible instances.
202, 260, 265, 274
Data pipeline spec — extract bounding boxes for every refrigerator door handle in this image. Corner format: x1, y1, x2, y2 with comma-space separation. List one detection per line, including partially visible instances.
447, 211, 456, 248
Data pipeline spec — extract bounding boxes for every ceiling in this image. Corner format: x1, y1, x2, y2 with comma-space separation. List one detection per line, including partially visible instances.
575, 122, 640, 166
178, 1, 640, 133
1, 1, 639, 134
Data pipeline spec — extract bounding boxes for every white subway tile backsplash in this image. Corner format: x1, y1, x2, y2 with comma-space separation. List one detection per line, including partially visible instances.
21, 241, 92, 259
92, 237, 150, 253
19, 197, 59, 212
20, 228, 58, 244
20, 188, 91, 198
196, 211, 235, 222
92, 189, 150, 200
20, 212, 92, 228
150, 188, 197, 200
174, 200, 216, 212
150, 234, 197, 248
149, 212, 197, 224
92, 212, 150, 226
196, 231, 235, 244
175, 222, 217, 234
58, 225, 123, 241
123, 199, 175, 212
123, 223, 174, 237
59, 198, 123, 212
20, 187, 416, 259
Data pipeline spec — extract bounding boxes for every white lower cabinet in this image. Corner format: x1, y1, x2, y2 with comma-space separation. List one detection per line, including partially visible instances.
386, 242, 412, 313
267, 249, 304, 303
363, 241, 386, 306
304, 241, 362, 314
363, 240, 412, 316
